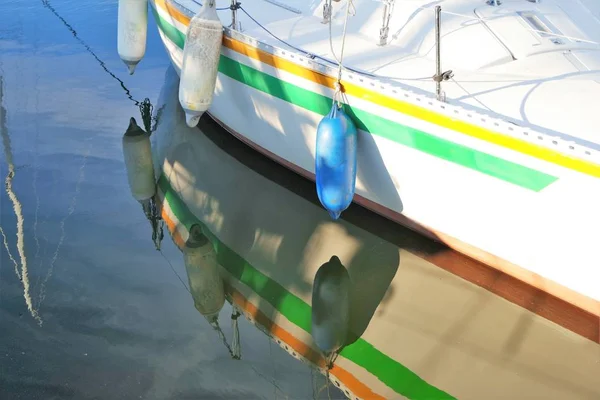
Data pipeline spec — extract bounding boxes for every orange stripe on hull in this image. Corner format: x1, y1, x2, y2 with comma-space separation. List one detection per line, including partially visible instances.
156, 193, 186, 249
154, 0, 190, 27
228, 289, 387, 400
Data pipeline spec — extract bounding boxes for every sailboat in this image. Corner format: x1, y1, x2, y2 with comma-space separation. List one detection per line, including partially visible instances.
120, 0, 600, 374
138, 65, 600, 399
142, 0, 600, 331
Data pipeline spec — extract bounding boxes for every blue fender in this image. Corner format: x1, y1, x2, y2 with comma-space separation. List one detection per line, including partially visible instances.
315, 104, 358, 220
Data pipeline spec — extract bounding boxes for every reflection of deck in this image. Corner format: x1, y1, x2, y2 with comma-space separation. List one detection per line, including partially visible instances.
151, 68, 600, 400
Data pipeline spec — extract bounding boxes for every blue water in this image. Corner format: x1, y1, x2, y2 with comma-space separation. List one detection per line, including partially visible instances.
0, 1, 342, 398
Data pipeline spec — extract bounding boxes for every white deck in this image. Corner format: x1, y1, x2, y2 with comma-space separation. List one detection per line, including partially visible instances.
187, 0, 600, 149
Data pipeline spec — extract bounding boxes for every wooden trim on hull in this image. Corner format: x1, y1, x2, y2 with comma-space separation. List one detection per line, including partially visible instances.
206, 112, 600, 344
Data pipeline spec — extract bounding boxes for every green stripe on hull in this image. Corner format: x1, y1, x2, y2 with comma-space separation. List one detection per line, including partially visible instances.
151, 6, 558, 191
157, 174, 455, 399
152, 5, 186, 48
217, 57, 557, 191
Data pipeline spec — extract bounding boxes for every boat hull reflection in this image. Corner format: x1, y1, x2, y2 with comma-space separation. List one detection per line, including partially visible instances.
150, 66, 600, 400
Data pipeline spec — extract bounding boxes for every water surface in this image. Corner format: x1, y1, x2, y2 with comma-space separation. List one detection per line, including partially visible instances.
0, 1, 339, 398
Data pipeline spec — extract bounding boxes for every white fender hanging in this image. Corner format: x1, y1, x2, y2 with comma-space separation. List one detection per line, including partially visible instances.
183, 224, 225, 323
122, 117, 156, 206
117, 0, 148, 75
184, 225, 241, 359
311, 255, 351, 365
178, 0, 223, 127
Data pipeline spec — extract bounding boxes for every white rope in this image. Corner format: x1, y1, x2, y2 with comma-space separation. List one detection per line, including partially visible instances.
230, 305, 242, 359
211, 318, 242, 360
328, 0, 355, 106
449, 76, 495, 113
415, 5, 600, 46
575, 0, 600, 25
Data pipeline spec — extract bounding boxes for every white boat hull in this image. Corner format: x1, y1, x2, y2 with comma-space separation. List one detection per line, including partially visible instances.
150, 0, 600, 314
